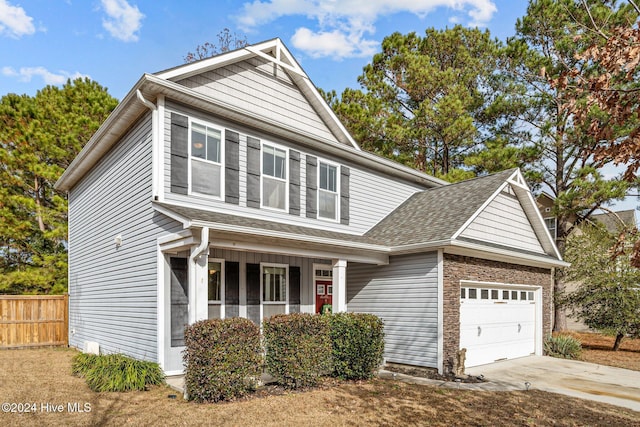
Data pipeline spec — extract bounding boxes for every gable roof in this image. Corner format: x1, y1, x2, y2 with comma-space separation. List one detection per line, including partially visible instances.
592, 210, 638, 232
366, 169, 515, 246
366, 169, 563, 261
56, 39, 447, 192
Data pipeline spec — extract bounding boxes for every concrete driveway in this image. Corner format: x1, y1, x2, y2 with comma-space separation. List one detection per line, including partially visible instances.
466, 356, 640, 412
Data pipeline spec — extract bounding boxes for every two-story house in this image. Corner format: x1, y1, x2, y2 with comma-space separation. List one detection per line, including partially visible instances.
55, 39, 566, 374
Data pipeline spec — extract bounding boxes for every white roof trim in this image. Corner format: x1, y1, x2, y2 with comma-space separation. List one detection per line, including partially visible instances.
152, 202, 389, 253
448, 239, 569, 268
451, 180, 509, 241
156, 38, 360, 150
450, 169, 563, 261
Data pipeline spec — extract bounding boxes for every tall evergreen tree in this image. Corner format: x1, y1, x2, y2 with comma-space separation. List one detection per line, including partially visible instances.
325, 26, 532, 182
506, 0, 637, 329
0, 78, 118, 294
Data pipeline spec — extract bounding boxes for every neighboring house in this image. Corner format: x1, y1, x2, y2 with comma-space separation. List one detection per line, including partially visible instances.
55, 39, 566, 374
536, 194, 638, 331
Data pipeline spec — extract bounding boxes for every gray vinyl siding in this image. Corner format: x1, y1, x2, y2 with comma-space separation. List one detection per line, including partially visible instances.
68, 112, 182, 362
162, 101, 425, 234
208, 248, 330, 314
176, 57, 339, 143
460, 189, 545, 254
347, 252, 439, 368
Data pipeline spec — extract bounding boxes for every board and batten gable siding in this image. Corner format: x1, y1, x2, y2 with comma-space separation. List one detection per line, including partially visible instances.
162, 101, 425, 234
459, 188, 545, 254
68, 112, 183, 362
347, 253, 440, 368
176, 56, 339, 144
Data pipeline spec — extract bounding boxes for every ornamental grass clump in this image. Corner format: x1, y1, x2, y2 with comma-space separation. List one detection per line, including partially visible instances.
544, 334, 583, 359
263, 313, 332, 389
183, 317, 262, 402
71, 353, 164, 392
330, 312, 384, 380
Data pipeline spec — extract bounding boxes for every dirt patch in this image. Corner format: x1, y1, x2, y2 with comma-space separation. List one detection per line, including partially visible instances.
383, 364, 486, 383
562, 332, 640, 371
1, 347, 639, 426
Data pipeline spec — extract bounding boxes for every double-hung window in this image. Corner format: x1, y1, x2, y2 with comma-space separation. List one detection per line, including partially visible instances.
190, 122, 222, 197
318, 161, 338, 221
262, 144, 287, 210
262, 265, 287, 303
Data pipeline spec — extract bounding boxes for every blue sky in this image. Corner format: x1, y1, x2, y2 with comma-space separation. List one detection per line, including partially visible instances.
0, 0, 637, 212
0, 0, 527, 99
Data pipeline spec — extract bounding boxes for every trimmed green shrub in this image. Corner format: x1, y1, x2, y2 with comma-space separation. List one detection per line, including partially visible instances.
263, 313, 332, 389
330, 312, 384, 380
544, 334, 583, 359
183, 317, 262, 402
71, 353, 164, 392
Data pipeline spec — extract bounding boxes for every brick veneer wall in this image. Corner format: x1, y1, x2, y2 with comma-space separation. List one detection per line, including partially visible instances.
442, 254, 553, 373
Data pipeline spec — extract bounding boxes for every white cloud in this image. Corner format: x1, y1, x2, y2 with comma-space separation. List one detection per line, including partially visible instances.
2, 66, 89, 85
0, 0, 35, 38
237, 0, 498, 59
291, 28, 377, 59
100, 0, 144, 42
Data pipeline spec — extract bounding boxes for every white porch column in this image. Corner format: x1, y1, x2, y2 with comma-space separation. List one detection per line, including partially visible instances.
332, 259, 347, 312
189, 228, 210, 324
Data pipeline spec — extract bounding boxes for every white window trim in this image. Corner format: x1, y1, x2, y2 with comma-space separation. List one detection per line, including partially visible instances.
260, 141, 289, 212
187, 118, 225, 200
317, 158, 340, 222
260, 262, 289, 305
543, 217, 557, 239
206, 258, 225, 306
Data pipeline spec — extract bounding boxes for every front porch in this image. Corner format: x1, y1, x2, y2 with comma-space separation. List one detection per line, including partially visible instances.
156, 226, 385, 374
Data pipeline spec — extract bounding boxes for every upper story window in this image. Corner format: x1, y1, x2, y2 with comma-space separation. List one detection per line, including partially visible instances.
318, 161, 338, 221
262, 144, 287, 211
544, 217, 556, 239
190, 121, 223, 198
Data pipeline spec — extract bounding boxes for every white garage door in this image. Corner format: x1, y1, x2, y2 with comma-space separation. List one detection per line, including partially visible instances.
460, 285, 537, 367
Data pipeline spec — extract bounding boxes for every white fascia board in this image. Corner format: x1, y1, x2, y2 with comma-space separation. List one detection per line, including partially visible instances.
511, 183, 563, 260
155, 46, 260, 81
388, 240, 451, 255
188, 219, 388, 253
55, 76, 149, 191
448, 239, 570, 268
212, 238, 389, 265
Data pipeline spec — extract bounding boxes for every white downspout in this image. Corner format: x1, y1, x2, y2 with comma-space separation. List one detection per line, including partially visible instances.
136, 90, 162, 200
136, 89, 156, 111
188, 227, 210, 324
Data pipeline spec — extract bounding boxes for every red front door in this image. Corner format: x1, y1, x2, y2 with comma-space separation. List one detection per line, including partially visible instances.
315, 280, 333, 313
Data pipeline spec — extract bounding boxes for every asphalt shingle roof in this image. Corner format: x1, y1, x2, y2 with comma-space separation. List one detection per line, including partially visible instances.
592, 210, 637, 232
155, 169, 518, 249
365, 169, 516, 246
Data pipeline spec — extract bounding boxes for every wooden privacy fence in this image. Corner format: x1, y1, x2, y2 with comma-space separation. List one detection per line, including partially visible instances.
0, 295, 68, 349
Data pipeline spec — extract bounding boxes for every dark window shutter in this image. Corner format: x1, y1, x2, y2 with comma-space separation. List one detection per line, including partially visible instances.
246, 137, 261, 208
306, 155, 317, 219
246, 263, 260, 305
225, 261, 239, 305
289, 266, 300, 305
170, 113, 189, 195
340, 166, 350, 225
289, 150, 300, 215
225, 130, 240, 205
